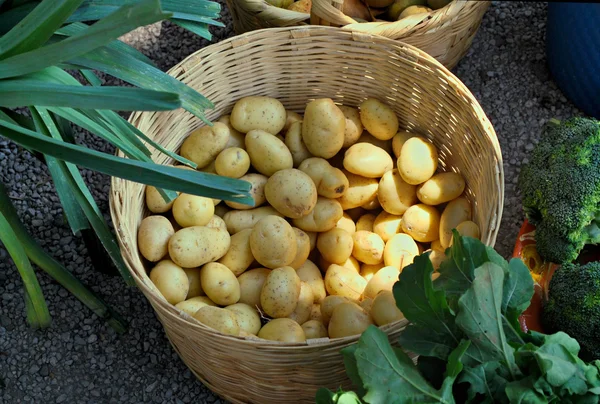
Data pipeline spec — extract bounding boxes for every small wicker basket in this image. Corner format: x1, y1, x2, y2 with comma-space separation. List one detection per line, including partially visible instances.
110, 26, 503, 404
225, 0, 490, 69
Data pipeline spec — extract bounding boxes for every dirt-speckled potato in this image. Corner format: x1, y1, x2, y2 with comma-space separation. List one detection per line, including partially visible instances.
359, 98, 399, 141
356, 213, 377, 233
336, 213, 356, 234
402, 204, 441, 243
377, 169, 418, 215
320, 295, 353, 326
383, 233, 419, 269
416, 172, 466, 206
225, 303, 261, 335
324, 264, 367, 300
359, 297, 374, 313
296, 260, 326, 303
230, 96, 287, 134
205, 215, 227, 232
237, 267, 271, 309
137, 215, 174, 262
302, 98, 346, 159
352, 230, 385, 265
183, 268, 204, 298
180, 122, 230, 169
200, 262, 240, 306
454, 220, 480, 241
363, 266, 401, 299
338, 171, 379, 210
439, 197, 472, 248
145, 185, 176, 213
215, 147, 251, 179
398, 137, 439, 185
217, 229, 254, 276
245, 129, 293, 176
317, 228, 354, 265
216, 115, 245, 149
373, 211, 403, 242
371, 291, 404, 326
168, 226, 230, 268
285, 121, 312, 167
175, 296, 216, 316
288, 282, 314, 325
283, 110, 303, 133
292, 196, 343, 233
225, 173, 269, 210
392, 130, 416, 158
260, 266, 302, 318
149, 260, 189, 305
338, 105, 364, 148
302, 320, 328, 339
223, 206, 284, 234
257, 318, 306, 343
250, 216, 297, 269
265, 169, 318, 219
343, 143, 394, 178
172, 194, 215, 228
310, 304, 323, 322
328, 302, 374, 338
298, 157, 349, 199
289, 228, 311, 269
193, 306, 240, 336
360, 262, 385, 281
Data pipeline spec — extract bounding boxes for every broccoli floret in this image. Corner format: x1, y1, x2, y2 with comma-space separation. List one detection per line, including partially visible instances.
541, 261, 600, 361
518, 117, 600, 264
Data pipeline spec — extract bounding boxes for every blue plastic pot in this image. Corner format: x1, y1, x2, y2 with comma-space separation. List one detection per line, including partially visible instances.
546, 2, 600, 118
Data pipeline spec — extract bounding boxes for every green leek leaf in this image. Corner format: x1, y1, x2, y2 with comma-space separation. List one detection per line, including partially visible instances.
171, 19, 212, 41
80, 68, 102, 86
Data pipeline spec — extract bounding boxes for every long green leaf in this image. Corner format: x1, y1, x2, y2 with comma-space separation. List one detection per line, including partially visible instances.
80, 68, 102, 86
0, 119, 254, 204
0, 208, 51, 328
0, 0, 83, 59
171, 19, 212, 41
0, 3, 37, 35
0, 0, 171, 78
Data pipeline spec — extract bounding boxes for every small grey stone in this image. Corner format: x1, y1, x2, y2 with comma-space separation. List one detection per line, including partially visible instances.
56, 394, 68, 403
39, 365, 49, 377
87, 334, 97, 343
145, 381, 158, 393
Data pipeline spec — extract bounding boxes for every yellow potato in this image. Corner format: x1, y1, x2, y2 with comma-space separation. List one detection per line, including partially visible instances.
288, 281, 314, 324
302, 98, 346, 159
172, 194, 215, 228
225, 303, 261, 335
454, 220, 481, 241
215, 147, 251, 178
285, 121, 312, 167
363, 266, 401, 299
289, 227, 311, 269
391, 130, 416, 158
245, 129, 293, 176
399, 5, 431, 18
317, 228, 354, 265
401, 203, 441, 242
296, 260, 326, 303
302, 320, 328, 339
175, 296, 215, 316
200, 262, 240, 306
384, 233, 419, 269
306, 231, 318, 251
359, 297, 374, 313
265, 169, 318, 219
145, 185, 176, 213
439, 197, 472, 248
328, 302, 374, 339
371, 291, 404, 326
359, 98, 399, 141
223, 206, 284, 234
361, 197, 381, 211
298, 157, 349, 199
194, 306, 240, 336
137, 215, 174, 262
205, 215, 227, 232
250, 216, 297, 269
149, 260, 189, 305
338, 171, 379, 210
283, 110, 303, 133
257, 318, 306, 343
218, 229, 254, 276
292, 196, 343, 232
225, 173, 269, 210
336, 213, 356, 234
356, 213, 377, 233
320, 295, 353, 326
324, 264, 368, 300
310, 304, 323, 323
431, 239, 444, 252
373, 211, 403, 242
216, 114, 245, 149
357, 131, 394, 155
168, 226, 230, 268
260, 266, 302, 318
352, 230, 385, 265
397, 137, 439, 185
425, 249, 445, 270
338, 105, 364, 148
320, 255, 360, 273
343, 143, 394, 178
183, 268, 204, 298
238, 267, 271, 309
180, 122, 230, 169
360, 262, 385, 281
416, 172, 466, 206
377, 169, 418, 215
230, 96, 287, 134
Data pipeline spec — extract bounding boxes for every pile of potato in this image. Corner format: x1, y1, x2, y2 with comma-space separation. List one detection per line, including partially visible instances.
274, 0, 451, 22
137, 95, 480, 343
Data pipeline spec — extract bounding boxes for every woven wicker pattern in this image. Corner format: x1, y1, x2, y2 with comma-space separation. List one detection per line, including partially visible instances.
109, 26, 503, 404
225, 0, 490, 69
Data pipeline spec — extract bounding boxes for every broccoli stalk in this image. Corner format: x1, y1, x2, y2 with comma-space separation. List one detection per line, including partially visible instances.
518, 117, 600, 264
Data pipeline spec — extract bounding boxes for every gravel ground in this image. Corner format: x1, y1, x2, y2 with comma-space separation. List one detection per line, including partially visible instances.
0, 1, 583, 403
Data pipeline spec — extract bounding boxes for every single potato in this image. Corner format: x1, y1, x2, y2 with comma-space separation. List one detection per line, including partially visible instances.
184, 268, 204, 298
397, 137, 438, 185
218, 229, 254, 276
426, 249, 445, 270
392, 130, 416, 158
292, 196, 344, 232
361, 197, 381, 211
230, 96, 287, 134
283, 110, 303, 133
360, 262, 385, 281
288, 282, 314, 325
172, 194, 215, 228
285, 121, 312, 167
339, 105, 364, 148
302, 98, 346, 159
352, 231, 385, 265
149, 260, 190, 305
238, 267, 271, 309
265, 169, 318, 219
431, 239, 444, 252
317, 228, 354, 265
310, 304, 324, 323
336, 213, 356, 234
205, 215, 227, 232
245, 129, 293, 176
399, 4, 431, 18
216, 114, 245, 149
180, 122, 230, 169
359, 98, 399, 140
260, 266, 302, 318
320, 295, 353, 326
324, 264, 367, 300
416, 172, 466, 206
200, 262, 240, 306
225, 173, 269, 210
371, 291, 404, 326
225, 303, 261, 335
454, 220, 481, 241
439, 197, 472, 248
402, 203, 441, 242
356, 213, 377, 233
257, 318, 306, 343
338, 171, 379, 210
363, 266, 401, 299
289, 227, 311, 269
194, 306, 240, 336
328, 302, 374, 339
298, 157, 349, 199
377, 169, 418, 215
175, 296, 216, 316
145, 185, 176, 213
302, 320, 328, 339
373, 211, 403, 242
359, 297, 374, 313
296, 260, 326, 303
168, 226, 230, 268
215, 147, 251, 178
250, 216, 297, 269
384, 233, 419, 269
223, 206, 284, 234
137, 215, 174, 262
343, 143, 394, 178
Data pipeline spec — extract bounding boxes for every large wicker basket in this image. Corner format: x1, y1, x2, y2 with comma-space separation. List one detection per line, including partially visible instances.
225, 0, 490, 69
110, 26, 503, 404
